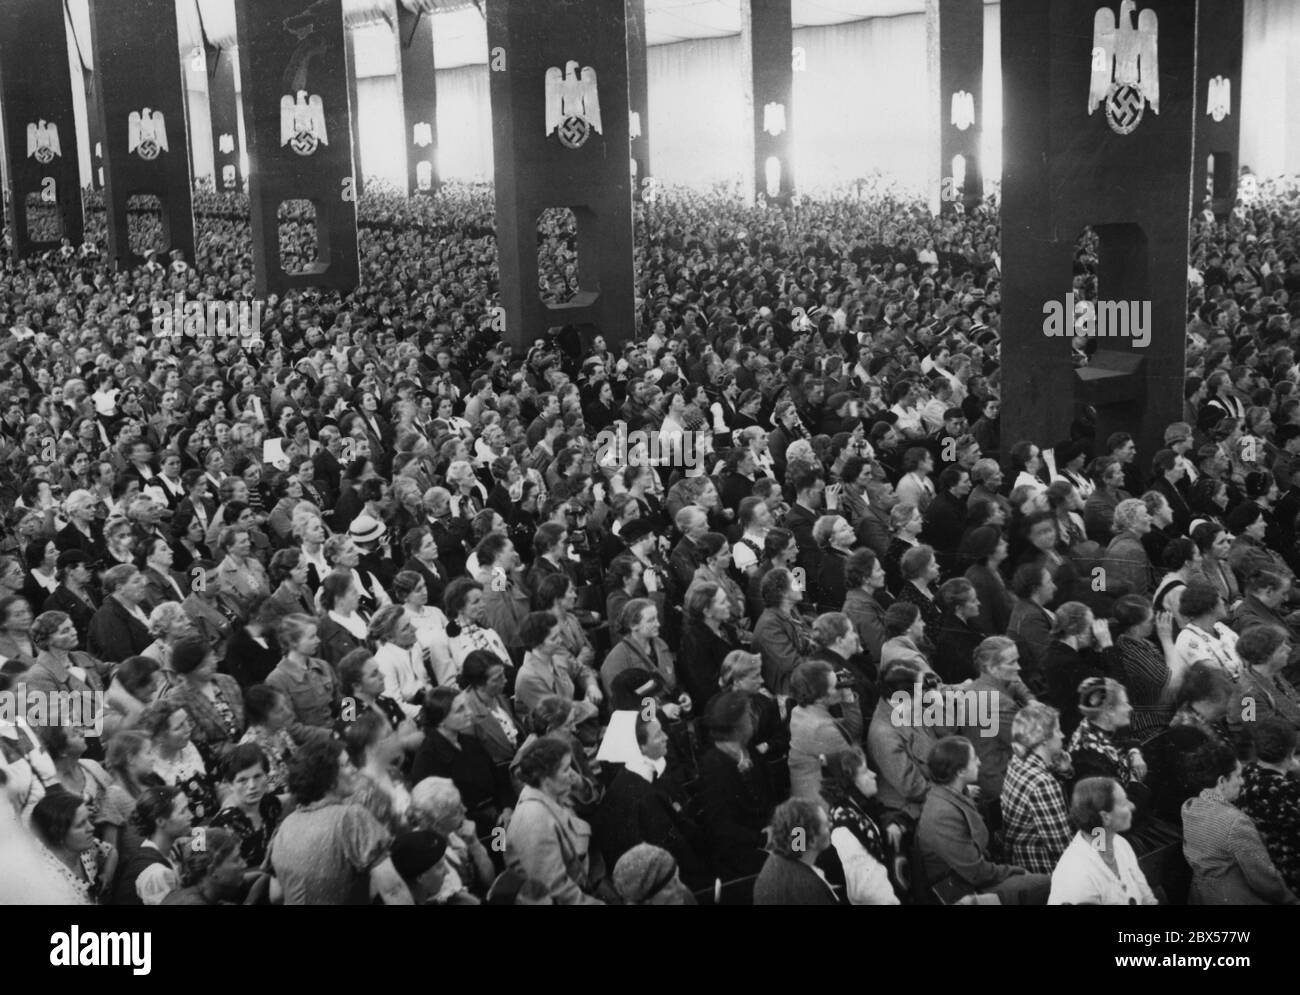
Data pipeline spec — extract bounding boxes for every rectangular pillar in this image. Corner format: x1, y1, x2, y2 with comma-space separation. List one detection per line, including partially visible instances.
486, 0, 636, 349
87, 0, 195, 267
0, 0, 85, 255
233, 0, 360, 297
927, 0, 983, 214
1193, 0, 1243, 219
626, 0, 650, 203
397, 0, 439, 196
1001, 0, 1193, 462
207, 45, 243, 193
741, 0, 794, 205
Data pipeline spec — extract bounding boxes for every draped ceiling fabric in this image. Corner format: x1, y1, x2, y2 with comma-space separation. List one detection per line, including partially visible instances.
46, 0, 1300, 194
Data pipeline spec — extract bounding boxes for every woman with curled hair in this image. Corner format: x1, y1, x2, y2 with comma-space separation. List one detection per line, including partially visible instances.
1101, 498, 1155, 597
369, 604, 432, 720
1229, 624, 1300, 738
504, 735, 606, 905
1172, 580, 1243, 680
141, 600, 193, 690
787, 660, 863, 801
0, 594, 37, 673
267, 548, 316, 617
713, 649, 788, 767
678, 580, 744, 705
1040, 602, 1122, 737
600, 598, 677, 712
879, 601, 932, 673
753, 797, 837, 905
697, 689, 778, 879
291, 509, 330, 593
458, 649, 524, 764
209, 744, 283, 870
883, 502, 924, 594
1048, 777, 1157, 905
443, 577, 512, 685
1181, 739, 1298, 905
819, 748, 901, 905
164, 634, 245, 768
532, 572, 597, 673
393, 569, 453, 677
1001, 703, 1074, 874
215, 525, 269, 620
269, 740, 412, 906
103, 654, 162, 739
135, 699, 218, 825
107, 785, 191, 906
161, 826, 249, 905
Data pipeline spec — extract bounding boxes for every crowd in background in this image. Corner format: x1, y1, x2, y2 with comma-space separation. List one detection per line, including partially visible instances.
1, 173, 1300, 905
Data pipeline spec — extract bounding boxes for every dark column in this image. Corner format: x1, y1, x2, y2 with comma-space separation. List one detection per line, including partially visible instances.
87, 0, 195, 268
626, 0, 650, 203
741, 0, 793, 205
233, 0, 360, 297
486, 0, 636, 350
1001, 0, 1193, 463
927, 0, 983, 213
397, 0, 439, 196
207, 45, 243, 193
344, 26, 364, 198
0, 0, 85, 255
1193, 0, 1243, 219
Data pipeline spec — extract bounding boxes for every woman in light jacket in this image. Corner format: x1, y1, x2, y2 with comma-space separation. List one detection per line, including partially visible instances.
1049, 777, 1158, 905
788, 660, 862, 800
504, 735, 606, 905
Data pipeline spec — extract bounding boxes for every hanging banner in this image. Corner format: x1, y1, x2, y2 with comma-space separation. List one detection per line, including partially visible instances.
398, 0, 439, 196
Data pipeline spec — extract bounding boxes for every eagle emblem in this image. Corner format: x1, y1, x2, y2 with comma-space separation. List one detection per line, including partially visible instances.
128, 109, 168, 160
218, 133, 235, 155
1207, 76, 1231, 123
763, 102, 786, 137
280, 91, 328, 156
545, 61, 602, 149
1089, 0, 1159, 135
413, 122, 433, 147
26, 121, 61, 164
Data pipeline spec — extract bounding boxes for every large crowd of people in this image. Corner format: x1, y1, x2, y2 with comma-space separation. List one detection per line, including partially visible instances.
1, 169, 1300, 905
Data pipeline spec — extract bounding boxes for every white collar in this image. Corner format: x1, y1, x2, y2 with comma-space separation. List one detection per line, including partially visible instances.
625, 752, 668, 783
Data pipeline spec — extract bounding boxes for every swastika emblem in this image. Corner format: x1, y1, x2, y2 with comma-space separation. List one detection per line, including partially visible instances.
557, 115, 591, 149
1104, 83, 1145, 135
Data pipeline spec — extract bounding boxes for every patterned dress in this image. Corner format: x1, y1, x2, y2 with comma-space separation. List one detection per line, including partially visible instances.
1237, 763, 1300, 895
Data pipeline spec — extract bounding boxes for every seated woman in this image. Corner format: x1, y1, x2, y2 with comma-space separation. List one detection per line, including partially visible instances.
31, 792, 115, 905
1181, 738, 1298, 905
515, 609, 604, 720
411, 687, 515, 832
753, 797, 839, 905
505, 735, 607, 905
209, 743, 284, 871
697, 690, 777, 881
678, 581, 744, 705
1040, 602, 1124, 736
1001, 702, 1074, 875
1237, 718, 1300, 896
787, 660, 863, 801
336, 649, 414, 739
317, 572, 370, 670
1229, 624, 1300, 738
141, 601, 194, 693
458, 649, 525, 765
164, 635, 245, 771
916, 735, 1050, 904
819, 747, 901, 905
104, 658, 161, 743
1167, 661, 1237, 749
879, 601, 932, 674
409, 777, 495, 903
810, 515, 855, 612
1068, 677, 1148, 791
237, 684, 299, 795
369, 605, 433, 721
136, 699, 219, 825
712, 650, 789, 778
601, 599, 679, 710
1048, 777, 1158, 905
961, 525, 1014, 636
222, 599, 284, 691
1174, 579, 1244, 680
1112, 595, 1183, 738
511, 695, 603, 819
930, 578, 986, 685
